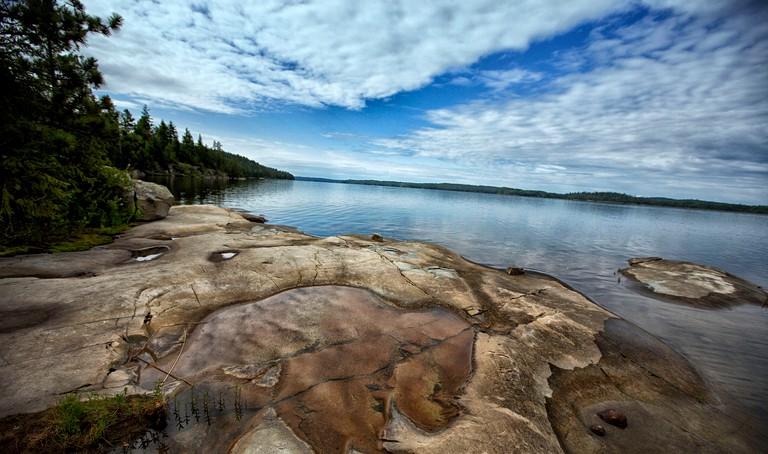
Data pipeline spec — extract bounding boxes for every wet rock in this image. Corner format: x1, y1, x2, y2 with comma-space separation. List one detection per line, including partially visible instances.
506, 266, 525, 275
238, 212, 268, 223
131, 245, 170, 262
590, 424, 606, 436
627, 257, 662, 266
545, 318, 767, 453
371, 233, 384, 242
597, 408, 627, 428
208, 249, 239, 262
620, 257, 767, 309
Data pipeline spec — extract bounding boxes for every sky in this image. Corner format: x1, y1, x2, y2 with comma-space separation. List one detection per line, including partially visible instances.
83, 0, 768, 205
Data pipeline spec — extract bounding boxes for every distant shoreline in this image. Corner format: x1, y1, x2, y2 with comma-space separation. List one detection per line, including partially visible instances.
295, 176, 768, 215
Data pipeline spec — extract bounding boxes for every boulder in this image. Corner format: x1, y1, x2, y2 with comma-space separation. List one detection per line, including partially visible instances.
132, 179, 174, 221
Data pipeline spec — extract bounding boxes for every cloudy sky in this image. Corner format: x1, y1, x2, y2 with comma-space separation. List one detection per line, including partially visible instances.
84, 0, 768, 205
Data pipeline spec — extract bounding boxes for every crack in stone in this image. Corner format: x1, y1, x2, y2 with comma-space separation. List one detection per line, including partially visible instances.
600, 338, 712, 407
190, 284, 202, 308
370, 248, 429, 297
43, 316, 129, 330
311, 250, 323, 285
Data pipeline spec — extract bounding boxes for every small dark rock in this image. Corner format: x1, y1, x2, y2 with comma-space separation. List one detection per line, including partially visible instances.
590, 424, 606, 436
627, 257, 662, 266
240, 213, 267, 223
506, 267, 525, 275
597, 408, 628, 428
371, 233, 384, 242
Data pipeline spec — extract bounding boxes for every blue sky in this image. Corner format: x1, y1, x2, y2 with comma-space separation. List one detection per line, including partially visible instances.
84, 1, 768, 204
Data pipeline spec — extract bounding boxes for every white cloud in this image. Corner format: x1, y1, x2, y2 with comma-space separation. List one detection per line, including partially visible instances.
373, 5, 768, 203
85, 0, 625, 111
81, 1, 768, 203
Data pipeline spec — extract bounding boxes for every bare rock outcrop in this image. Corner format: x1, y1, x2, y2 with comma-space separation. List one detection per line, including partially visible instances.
620, 257, 767, 309
0, 206, 764, 452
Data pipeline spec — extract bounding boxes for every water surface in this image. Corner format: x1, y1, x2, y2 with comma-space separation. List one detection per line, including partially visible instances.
152, 176, 768, 422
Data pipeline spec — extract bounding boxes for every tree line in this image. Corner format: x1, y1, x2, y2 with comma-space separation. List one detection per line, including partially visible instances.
299, 178, 768, 214
105, 104, 293, 180
0, 1, 291, 251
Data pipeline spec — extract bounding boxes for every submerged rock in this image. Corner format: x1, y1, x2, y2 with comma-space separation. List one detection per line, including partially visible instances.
590, 424, 606, 436
597, 408, 628, 429
0, 206, 765, 453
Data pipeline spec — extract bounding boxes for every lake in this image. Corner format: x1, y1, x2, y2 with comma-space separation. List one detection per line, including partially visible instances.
150, 176, 768, 423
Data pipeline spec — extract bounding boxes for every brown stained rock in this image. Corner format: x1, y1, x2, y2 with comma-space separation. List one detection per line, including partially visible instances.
590, 424, 606, 436
388, 328, 474, 431
619, 257, 767, 309
140, 286, 474, 453
597, 408, 627, 429
0, 205, 764, 453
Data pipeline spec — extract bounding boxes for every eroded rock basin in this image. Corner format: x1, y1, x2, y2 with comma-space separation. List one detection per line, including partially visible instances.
141, 286, 474, 453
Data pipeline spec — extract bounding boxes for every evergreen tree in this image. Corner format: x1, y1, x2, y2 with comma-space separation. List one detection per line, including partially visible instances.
0, 0, 129, 246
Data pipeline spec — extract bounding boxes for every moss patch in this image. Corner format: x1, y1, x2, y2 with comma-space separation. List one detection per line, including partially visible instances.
1, 224, 136, 257
0, 393, 166, 453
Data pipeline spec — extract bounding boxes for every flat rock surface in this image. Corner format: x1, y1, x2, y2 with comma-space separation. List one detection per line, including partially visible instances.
620, 257, 767, 309
0, 205, 765, 453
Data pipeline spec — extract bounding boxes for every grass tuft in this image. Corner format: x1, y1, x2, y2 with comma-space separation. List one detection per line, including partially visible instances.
0, 392, 166, 453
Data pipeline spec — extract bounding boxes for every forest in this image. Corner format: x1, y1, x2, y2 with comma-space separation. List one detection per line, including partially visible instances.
0, 1, 292, 252
300, 178, 768, 214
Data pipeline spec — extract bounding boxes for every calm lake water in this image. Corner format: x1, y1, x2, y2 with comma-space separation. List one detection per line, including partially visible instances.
151, 176, 768, 423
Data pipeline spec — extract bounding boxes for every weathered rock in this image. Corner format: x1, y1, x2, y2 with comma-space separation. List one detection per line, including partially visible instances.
597, 408, 628, 428
620, 257, 767, 309
546, 318, 767, 452
590, 424, 606, 436
0, 206, 764, 453
238, 212, 267, 223
132, 179, 174, 220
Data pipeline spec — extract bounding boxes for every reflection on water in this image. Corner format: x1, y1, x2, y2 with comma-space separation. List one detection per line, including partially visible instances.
149, 176, 768, 423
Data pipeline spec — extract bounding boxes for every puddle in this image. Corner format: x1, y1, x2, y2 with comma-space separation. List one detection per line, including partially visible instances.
130, 246, 170, 262
140, 286, 474, 453
208, 250, 239, 262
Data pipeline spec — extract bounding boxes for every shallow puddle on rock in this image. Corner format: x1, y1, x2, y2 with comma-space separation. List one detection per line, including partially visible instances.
130, 246, 170, 262
141, 286, 474, 452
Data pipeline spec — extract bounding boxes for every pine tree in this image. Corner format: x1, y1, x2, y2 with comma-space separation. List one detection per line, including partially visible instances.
0, 0, 127, 247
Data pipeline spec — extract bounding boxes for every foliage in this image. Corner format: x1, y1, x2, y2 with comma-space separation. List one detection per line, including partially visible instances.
107, 107, 294, 180
0, 391, 166, 453
0, 0, 292, 252
0, 0, 131, 248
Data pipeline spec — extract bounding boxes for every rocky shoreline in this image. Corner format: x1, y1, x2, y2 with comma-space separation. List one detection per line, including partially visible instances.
0, 205, 765, 452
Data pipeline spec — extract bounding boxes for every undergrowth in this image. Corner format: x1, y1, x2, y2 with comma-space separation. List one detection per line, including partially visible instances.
0, 391, 166, 453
